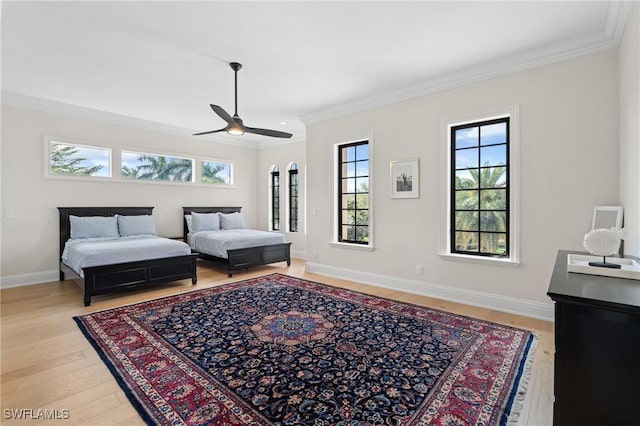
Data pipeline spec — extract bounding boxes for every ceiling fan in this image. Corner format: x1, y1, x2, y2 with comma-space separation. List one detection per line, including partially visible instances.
193, 62, 292, 139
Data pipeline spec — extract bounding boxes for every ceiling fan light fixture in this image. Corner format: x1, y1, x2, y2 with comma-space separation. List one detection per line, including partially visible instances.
227, 125, 245, 136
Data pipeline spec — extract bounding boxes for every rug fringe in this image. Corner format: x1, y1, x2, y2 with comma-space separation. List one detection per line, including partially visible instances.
504, 332, 539, 426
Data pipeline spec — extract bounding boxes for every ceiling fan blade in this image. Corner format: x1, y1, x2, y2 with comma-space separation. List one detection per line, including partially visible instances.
244, 126, 292, 139
210, 104, 235, 125
192, 127, 227, 136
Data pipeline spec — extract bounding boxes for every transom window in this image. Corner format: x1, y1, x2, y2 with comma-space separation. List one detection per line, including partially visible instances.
451, 117, 509, 257
121, 151, 193, 182
201, 160, 232, 185
49, 141, 111, 177
44, 135, 234, 187
338, 141, 369, 244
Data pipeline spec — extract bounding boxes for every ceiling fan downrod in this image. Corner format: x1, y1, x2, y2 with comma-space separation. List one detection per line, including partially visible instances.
230, 62, 242, 117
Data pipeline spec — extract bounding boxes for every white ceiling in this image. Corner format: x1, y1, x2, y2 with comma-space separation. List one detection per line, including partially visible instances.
0, 1, 631, 148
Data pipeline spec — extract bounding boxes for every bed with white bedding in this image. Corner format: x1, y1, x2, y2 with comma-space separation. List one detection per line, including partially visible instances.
63, 235, 193, 277
183, 207, 291, 277
188, 229, 286, 259
59, 207, 197, 306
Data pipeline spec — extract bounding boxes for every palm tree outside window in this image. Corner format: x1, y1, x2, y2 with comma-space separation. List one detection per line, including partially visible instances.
337, 141, 369, 244
121, 151, 193, 182
451, 117, 509, 257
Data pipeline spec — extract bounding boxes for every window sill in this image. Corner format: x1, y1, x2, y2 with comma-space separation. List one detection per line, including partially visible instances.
329, 242, 374, 252
439, 252, 520, 267
44, 173, 236, 189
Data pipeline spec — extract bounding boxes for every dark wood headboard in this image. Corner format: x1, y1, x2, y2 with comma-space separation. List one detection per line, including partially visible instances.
181, 206, 242, 241
57, 207, 154, 262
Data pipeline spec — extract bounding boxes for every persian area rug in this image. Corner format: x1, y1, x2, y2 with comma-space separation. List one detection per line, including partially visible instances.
74, 273, 536, 426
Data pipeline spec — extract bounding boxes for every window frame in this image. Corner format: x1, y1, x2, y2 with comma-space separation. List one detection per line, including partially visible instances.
200, 159, 234, 186
450, 117, 510, 257
43, 135, 236, 189
44, 135, 112, 179
271, 165, 280, 231
121, 149, 194, 183
440, 106, 520, 265
288, 163, 299, 233
334, 139, 372, 247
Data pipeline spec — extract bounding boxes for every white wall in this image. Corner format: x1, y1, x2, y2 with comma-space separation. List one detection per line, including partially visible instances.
619, 1, 639, 257
257, 140, 307, 259
1, 105, 259, 286
305, 49, 620, 317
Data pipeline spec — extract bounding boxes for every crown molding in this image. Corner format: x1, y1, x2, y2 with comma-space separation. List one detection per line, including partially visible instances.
0, 91, 265, 149
2, 1, 629, 144
301, 38, 618, 125
603, 0, 633, 42
1, 91, 306, 150
255, 134, 306, 150
301, 1, 631, 126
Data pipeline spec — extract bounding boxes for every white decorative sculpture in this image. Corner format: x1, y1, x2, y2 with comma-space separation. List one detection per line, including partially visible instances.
583, 228, 623, 269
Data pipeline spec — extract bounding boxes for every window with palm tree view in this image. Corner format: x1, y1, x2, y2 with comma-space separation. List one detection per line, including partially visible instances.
121, 151, 193, 182
338, 141, 369, 244
47, 138, 234, 186
201, 160, 232, 185
49, 141, 111, 177
451, 117, 509, 257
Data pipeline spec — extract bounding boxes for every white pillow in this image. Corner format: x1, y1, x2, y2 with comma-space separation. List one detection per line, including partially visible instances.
184, 215, 193, 233
70, 215, 119, 239
219, 212, 245, 230
117, 215, 157, 237
191, 212, 220, 233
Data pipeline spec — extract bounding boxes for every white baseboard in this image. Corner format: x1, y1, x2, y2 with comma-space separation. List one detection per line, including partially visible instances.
291, 250, 307, 260
2, 262, 554, 322
305, 262, 554, 322
0, 270, 60, 289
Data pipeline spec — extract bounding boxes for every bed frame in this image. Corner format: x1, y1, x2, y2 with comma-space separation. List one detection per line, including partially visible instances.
183, 206, 291, 277
59, 207, 197, 306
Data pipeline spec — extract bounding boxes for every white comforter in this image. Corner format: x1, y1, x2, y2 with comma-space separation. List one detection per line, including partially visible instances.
62, 236, 192, 277
188, 229, 286, 259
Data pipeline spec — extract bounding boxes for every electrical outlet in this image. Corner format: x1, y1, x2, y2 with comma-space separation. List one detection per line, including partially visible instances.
416, 265, 424, 276
5, 209, 14, 219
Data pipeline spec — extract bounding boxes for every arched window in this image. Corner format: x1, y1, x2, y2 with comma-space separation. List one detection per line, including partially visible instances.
288, 163, 299, 232
271, 165, 280, 231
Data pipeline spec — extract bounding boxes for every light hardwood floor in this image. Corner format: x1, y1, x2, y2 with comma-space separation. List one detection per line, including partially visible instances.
0, 259, 554, 425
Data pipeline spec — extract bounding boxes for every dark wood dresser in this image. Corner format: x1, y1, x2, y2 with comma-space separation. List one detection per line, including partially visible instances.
547, 250, 640, 425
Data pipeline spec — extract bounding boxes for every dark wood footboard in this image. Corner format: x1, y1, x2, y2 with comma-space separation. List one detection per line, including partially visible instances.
194, 243, 291, 277
226, 243, 292, 277
61, 255, 198, 306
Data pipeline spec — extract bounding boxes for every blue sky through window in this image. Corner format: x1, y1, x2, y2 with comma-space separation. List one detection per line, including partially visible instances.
202, 160, 231, 184
51, 142, 110, 177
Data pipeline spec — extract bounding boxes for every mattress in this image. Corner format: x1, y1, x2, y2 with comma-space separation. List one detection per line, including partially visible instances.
188, 229, 286, 259
62, 236, 192, 277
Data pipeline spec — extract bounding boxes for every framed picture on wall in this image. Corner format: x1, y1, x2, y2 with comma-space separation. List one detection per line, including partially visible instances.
390, 158, 419, 198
